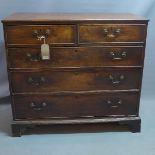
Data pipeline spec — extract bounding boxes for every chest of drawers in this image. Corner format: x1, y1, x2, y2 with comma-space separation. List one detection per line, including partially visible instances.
2, 13, 148, 137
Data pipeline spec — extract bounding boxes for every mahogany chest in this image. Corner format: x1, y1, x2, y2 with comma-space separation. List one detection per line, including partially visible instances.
2, 13, 148, 136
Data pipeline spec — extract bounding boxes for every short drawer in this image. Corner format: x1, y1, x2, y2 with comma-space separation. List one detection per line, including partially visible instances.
79, 24, 146, 43
10, 68, 141, 93
5, 25, 75, 45
12, 92, 139, 119
8, 46, 144, 69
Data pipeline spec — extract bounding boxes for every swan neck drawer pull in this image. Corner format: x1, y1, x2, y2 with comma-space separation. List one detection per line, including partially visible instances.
110, 51, 127, 60
33, 29, 50, 41
26, 53, 40, 62
30, 102, 47, 111
107, 99, 123, 108
103, 28, 121, 38
27, 76, 45, 86
109, 74, 124, 84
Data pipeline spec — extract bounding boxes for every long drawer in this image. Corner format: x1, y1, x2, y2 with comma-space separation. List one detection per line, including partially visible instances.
79, 24, 146, 43
5, 25, 75, 45
12, 92, 139, 119
10, 68, 141, 93
8, 46, 144, 69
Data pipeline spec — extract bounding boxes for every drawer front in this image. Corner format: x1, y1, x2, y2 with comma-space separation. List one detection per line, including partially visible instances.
13, 92, 139, 119
6, 25, 75, 45
11, 68, 141, 93
79, 24, 146, 43
8, 46, 144, 69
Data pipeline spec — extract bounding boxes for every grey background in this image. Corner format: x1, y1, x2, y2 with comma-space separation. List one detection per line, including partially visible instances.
0, 0, 155, 98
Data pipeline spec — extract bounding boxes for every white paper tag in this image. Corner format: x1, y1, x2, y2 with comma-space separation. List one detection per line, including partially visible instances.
41, 44, 50, 60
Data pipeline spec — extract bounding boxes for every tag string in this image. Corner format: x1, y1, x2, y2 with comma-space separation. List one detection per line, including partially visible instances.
43, 37, 46, 44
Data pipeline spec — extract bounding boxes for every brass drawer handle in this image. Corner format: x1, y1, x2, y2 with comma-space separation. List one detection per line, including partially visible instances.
30, 102, 47, 111
26, 53, 40, 62
107, 99, 122, 108
110, 51, 127, 60
103, 28, 121, 38
109, 74, 124, 84
33, 29, 50, 41
27, 76, 45, 86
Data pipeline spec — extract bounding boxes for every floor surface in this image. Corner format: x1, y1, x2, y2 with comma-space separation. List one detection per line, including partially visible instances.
0, 97, 155, 155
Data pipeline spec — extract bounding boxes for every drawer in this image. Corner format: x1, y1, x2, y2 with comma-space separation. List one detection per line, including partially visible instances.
5, 25, 75, 45
8, 46, 144, 69
79, 24, 146, 43
10, 68, 141, 93
12, 92, 139, 119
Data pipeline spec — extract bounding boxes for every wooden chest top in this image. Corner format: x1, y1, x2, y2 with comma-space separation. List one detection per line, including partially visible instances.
2, 12, 148, 23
